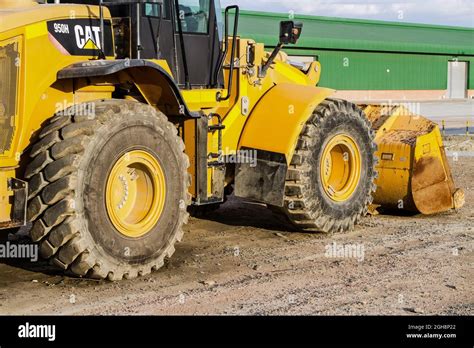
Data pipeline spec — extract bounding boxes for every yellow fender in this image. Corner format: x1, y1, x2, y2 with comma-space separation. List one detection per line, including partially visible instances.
234, 83, 333, 205
238, 83, 334, 163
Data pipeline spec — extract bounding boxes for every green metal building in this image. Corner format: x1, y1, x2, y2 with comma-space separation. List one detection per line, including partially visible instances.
237, 10, 474, 101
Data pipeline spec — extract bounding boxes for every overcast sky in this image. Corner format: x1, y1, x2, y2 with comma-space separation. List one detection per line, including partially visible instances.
221, 0, 474, 27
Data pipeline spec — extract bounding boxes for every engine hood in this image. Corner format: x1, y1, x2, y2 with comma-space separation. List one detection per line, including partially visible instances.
0, 3, 107, 34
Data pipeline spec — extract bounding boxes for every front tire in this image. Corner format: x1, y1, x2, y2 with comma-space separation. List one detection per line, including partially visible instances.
24, 100, 190, 280
275, 99, 377, 233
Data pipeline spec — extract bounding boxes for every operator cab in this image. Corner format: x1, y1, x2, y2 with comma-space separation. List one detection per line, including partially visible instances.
61, 0, 226, 88
57, 0, 302, 93
122, 0, 225, 88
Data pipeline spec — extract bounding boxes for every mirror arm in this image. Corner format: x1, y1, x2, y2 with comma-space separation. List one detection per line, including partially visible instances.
258, 43, 283, 78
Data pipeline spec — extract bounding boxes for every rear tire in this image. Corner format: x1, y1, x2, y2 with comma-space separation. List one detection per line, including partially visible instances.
24, 100, 190, 280
273, 99, 377, 233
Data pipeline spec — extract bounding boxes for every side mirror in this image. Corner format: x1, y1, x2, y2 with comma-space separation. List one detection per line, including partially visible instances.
279, 21, 303, 45
258, 21, 304, 78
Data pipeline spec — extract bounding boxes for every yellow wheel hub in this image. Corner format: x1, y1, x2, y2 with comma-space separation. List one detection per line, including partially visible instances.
106, 150, 166, 238
320, 134, 362, 202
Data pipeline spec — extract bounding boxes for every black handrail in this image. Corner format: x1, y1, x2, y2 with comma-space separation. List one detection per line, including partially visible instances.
98, 0, 106, 59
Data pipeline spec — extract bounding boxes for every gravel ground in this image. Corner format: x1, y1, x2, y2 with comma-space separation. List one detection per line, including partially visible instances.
0, 155, 472, 315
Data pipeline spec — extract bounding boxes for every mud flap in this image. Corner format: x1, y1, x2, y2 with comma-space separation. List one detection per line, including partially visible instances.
0, 178, 27, 229
234, 148, 287, 206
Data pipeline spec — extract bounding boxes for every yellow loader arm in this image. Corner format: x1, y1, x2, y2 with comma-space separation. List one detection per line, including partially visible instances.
361, 104, 465, 214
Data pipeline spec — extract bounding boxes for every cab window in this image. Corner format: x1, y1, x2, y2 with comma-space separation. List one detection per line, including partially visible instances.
144, 3, 161, 17
145, 0, 172, 19
176, 0, 211, 34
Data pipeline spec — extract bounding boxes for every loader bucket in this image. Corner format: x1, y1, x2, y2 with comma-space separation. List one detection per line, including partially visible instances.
359, 104, 465, 214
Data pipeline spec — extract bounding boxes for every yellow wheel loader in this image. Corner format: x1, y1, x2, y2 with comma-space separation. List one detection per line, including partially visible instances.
0, 0, 464, 280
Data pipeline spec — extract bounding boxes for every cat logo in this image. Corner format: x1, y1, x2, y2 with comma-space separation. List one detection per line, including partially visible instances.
47, 19, 113, 56
74, 25, 101, 50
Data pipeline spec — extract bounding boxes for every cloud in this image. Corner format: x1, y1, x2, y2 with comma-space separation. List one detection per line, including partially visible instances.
221, 0, 474, 27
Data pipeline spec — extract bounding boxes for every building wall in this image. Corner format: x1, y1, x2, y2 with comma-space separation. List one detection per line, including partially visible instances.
285, 48, 474, 100
331, 90, 474, 102
237, 11, 474, 101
